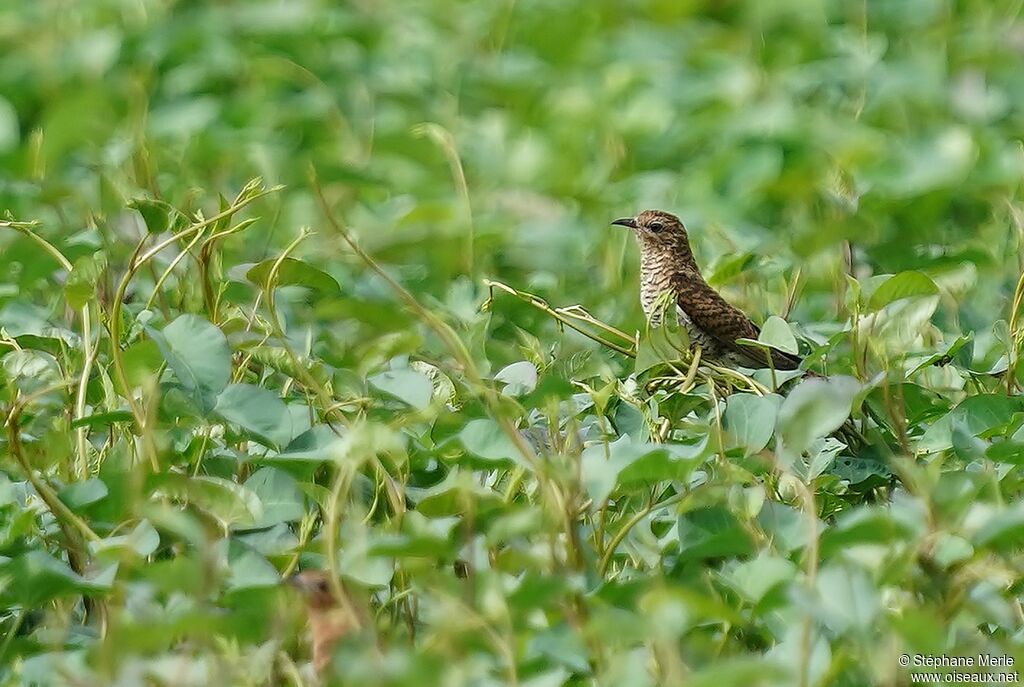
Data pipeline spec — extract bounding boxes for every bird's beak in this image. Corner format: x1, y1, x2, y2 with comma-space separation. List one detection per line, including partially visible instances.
285, 573, 303, 589
611, 217, 637, 229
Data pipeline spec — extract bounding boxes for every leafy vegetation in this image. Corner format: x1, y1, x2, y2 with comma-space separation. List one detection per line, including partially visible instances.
2, 1, 1024, 685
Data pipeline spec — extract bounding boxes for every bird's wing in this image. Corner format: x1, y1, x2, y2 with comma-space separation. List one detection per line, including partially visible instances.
673, 274, 802, 370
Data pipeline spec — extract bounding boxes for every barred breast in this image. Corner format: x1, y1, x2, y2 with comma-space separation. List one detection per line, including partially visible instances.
639, 252, 729, 361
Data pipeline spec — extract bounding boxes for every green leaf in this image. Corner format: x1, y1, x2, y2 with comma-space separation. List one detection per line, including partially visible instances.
613, 401, 649, 443
890, 607, 953, 656
757, 501, 819, 553
415, 470, 505, 517
909, 332, 974, 374
459, 419, 525, 467
64, 252, 107, 309
270, 424, 346, 463
90, 520, 160, 558
581, 435, 705, 505
766, 625, 831, 686
618, 440, 706, 486
634, 323, 689, 374
140, 502, 208, 549
829, 455, 892, 485
726, 553, 797, 603
236, 523, 299, 556
867, 271, 939, 310
971, 501, 1024, 550
777, 376, 859, 454
368, 512, 458, 559
820, 505, 917, 556
127, 197, 183, 234
918, 394, 1024, 453
369, 368, 433, 409
69, 409, 134, 429
758, 316, 798, 355
329, 421, 405, 468
58, 478, 108, 509
676, 506, 755, 562
225, 539, 280, 590
148, 314, 231, 404
494, 360, 538, 396
337, 521, 395, 586
525, 625, 591, 673
122, 339, 164, 390
931, 533, 973, 568
521, 669, 572, 687
724, 393, 782, 456
815, 563, 879, 634
801, 436, 846, 481
154, 473, 262, 529
0, 551, 112, 606
2, 349, 61, 393
707, 252, 755, 285
214, 384, 295, 448
688, 659, 790, 683
0, 301, 70, 340
986, 441, 1024, 464
243, 467, 305, 527
245, 257, 341, 295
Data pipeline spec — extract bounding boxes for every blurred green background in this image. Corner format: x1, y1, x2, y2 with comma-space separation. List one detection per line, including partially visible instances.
4, 0, 1022, 337
3, 1, 1024, 685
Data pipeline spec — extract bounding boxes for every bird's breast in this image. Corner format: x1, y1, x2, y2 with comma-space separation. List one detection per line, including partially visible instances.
638, 256, 717, 352
639, 254, 678, 319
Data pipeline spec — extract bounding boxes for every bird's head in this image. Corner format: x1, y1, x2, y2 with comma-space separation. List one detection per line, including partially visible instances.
286, 569, 336, 611
611, 210, 691, 255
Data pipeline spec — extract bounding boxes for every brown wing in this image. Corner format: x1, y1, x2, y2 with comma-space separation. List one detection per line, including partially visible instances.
673, 274, 801, 370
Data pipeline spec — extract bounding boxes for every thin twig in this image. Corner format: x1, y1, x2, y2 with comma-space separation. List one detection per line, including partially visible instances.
1, 219, 96, 478
108, 180, 281, 469
311, 169, 540, 473
484, 279, 636, 357
5, 381, 101, 548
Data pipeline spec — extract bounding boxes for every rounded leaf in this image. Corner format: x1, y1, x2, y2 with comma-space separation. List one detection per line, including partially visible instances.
494, 361, 538, 397
149, 314, 231, 402
214, 384, 295, 448
369, 368, 434, 409
724, 393, 782, 456
245, 257, 341, 295
778, 376, 859, 454
867, 271, 938, 310
758, 316, 798, 355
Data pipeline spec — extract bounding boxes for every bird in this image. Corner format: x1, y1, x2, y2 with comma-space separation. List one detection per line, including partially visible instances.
612, 209, 803, 371
287, 570, 355, 676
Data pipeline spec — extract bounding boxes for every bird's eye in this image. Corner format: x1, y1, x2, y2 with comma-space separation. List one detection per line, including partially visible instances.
648, 221, 665, 233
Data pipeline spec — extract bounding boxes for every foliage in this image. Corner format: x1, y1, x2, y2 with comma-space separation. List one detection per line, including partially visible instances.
2, 1, 1024, 685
